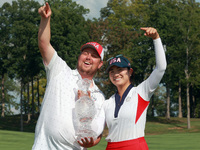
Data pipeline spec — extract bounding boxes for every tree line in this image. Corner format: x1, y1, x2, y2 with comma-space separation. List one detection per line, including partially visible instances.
0, 0, 200, 130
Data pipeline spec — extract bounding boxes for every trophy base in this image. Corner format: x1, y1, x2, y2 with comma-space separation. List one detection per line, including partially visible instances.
76, 129, 97, 141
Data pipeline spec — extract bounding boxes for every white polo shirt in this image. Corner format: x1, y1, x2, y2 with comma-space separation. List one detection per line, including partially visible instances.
103, 38, 166, 142
32, 51, 105, 150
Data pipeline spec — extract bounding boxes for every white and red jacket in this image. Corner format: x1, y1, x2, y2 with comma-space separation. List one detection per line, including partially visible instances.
103, 38, 167, 142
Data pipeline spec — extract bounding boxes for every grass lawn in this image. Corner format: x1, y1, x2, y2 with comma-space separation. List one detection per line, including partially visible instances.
0, 130, 34, 150
146, 133, 200, 150
0, 117, 200, 150
89, 133, 200, 150
0, 130, 199, 150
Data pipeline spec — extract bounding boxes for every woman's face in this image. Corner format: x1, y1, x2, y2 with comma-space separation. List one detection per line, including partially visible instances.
109, 66, 133, 88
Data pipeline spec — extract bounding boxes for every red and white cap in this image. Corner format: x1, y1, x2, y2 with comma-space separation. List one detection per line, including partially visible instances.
80, 42, 104, 60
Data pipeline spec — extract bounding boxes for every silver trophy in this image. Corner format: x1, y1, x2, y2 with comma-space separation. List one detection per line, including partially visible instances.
75, 78, 97, 141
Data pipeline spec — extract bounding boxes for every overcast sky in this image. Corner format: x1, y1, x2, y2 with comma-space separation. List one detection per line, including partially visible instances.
0, 0, 109, 19
1, 0, 200, 19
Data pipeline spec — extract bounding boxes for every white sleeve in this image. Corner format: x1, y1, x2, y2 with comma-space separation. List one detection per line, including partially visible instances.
137, 38, 167, 100
148, 38, 167, 92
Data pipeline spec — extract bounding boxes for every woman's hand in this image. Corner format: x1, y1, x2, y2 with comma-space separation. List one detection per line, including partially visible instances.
140, 27, 160, 40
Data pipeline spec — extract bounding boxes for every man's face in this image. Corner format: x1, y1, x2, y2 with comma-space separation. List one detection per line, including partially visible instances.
77, 48, 103, 78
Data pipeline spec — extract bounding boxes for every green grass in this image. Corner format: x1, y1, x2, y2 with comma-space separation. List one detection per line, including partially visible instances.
146, 133, 200, 150
89, 133, 200, 150
145, 117, 200, 135
1, 130, 199, 150
0, 130, 34, 150
0, 116, 200, 150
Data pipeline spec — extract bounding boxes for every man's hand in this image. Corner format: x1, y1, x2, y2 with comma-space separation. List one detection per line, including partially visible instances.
77, 137, 94, 148
38, 2, 52, 18
77, 135, 102, 148
140, 27, 160, 40
78, 90, 91, 99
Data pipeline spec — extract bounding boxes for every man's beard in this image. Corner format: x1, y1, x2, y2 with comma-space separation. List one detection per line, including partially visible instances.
77, 65, 96, 76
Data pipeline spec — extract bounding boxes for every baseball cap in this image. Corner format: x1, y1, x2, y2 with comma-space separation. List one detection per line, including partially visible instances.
80, 42, 104, 60
106, 54, 131, 73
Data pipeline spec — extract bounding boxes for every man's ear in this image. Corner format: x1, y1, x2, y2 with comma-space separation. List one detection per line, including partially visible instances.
98, 61, 103, 69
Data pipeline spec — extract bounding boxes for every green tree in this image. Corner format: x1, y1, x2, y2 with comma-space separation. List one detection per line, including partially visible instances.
91, 0, 155, 98
4, 0, 41, 130
94, 0, 200, 122
0, 74, 19, 116
0, 2, 16, 117
146, 0, 183, 119
146, 0, 200, 123
178, 0, 200, 128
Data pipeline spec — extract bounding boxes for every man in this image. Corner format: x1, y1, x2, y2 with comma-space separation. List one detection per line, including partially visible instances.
32, 2, 105, 150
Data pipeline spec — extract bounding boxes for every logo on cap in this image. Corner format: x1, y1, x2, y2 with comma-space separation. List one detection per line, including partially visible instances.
80, 42, 104, 60
87, 42, 100, 50
109, 57, 121, 65
106, 55, 131, 73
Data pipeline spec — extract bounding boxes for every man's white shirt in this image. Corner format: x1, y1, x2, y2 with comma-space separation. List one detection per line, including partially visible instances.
32, 51, 105, 150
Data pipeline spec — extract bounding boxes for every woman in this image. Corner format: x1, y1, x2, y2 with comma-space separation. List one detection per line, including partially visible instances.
103, 27, 167, 150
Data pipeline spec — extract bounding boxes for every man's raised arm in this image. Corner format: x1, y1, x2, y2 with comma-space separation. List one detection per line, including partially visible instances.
38, 2, 55, 65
